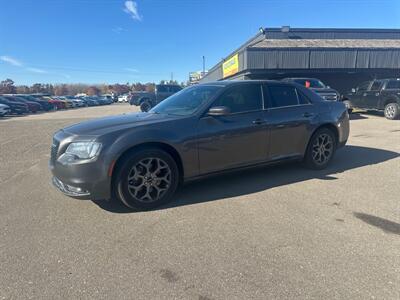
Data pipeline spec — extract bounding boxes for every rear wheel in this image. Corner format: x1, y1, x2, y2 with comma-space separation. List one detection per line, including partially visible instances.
140, 100, 152, 112
384, 103, 399, 120
304, 128, 336, 170
114, 148, 179, 210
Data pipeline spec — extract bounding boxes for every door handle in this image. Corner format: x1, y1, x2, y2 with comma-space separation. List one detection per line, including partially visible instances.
252, 119, 266, 125
302, 112, 314, 118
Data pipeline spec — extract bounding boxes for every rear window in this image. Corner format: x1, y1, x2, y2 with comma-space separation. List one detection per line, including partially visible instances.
385, 80, 400, 89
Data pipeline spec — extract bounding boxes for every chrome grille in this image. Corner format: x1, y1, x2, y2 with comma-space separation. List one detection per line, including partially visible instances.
50, 139, 59, 162
318, 93, 338, 101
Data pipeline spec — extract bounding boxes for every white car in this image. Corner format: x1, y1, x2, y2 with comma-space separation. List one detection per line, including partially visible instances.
118, 94, 129, 102
0, 103, 10, 117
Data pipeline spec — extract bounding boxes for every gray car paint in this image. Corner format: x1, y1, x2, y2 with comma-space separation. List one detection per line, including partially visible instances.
49, 80, 349, 200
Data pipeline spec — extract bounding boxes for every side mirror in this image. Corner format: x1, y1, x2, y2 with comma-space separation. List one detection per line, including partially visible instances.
351, 88, 356, 93
208, 106, 230, 116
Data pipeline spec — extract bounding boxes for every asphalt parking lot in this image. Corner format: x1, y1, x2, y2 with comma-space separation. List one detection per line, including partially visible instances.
0, 104, 399, 299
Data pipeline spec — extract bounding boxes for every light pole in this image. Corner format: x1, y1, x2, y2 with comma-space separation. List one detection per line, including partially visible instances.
202, 56, 206, 76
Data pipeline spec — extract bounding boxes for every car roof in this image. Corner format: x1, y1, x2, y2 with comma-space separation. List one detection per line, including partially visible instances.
199, 80, 290, 87
283, 78, 321, 81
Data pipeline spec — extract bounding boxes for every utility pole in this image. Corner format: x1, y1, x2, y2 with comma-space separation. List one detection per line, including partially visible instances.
171, 72, 173, 82
202, 56, 206, 76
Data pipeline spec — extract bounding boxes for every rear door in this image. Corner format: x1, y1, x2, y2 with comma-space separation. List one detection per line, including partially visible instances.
263, 84, 316, 160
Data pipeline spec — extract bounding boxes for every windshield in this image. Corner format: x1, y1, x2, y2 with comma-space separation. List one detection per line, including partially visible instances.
150, 85, 222, 116
294, 79, 326, 88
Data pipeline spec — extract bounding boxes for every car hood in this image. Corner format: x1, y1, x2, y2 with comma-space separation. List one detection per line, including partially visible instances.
310, 88, 338, 94
63, 112, 180, 136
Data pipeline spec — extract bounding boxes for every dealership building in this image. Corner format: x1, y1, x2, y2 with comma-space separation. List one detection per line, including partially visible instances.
200, 27, 400, 93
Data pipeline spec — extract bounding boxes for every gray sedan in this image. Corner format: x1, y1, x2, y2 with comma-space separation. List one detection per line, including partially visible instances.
49, 80, 349, 210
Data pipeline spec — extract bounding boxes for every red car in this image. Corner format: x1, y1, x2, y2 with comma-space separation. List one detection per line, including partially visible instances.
41, 96, 66, 110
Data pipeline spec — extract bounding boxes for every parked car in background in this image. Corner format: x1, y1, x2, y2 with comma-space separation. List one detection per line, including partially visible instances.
118, 94, 130, 103
0, 103, 10, 117
343, 78, 400, 120
2, 95, 41, 113
57, 97, 76, 108
50, 80, 349, 210
81, 97, 99, 106
129, 84, 183, 112
16, 95, 55, 111
40, 96, 66, 110
97, 96, 113, 105
0, 96, 29, 115
282, 78, 340, 101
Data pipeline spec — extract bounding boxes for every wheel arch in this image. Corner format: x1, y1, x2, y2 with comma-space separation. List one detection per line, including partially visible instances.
139, 96, 150, 104
111, 142, 184, 186
383, 96, 400, 107
308, 123, 339, 150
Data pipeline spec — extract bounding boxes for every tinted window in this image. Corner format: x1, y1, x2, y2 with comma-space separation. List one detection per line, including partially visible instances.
385, 80, 400, 89
171, 86, 182, 93
151, 85, 222, 116
293, 79, 325, 88
213, 84, 262, 113
357, 82, 371, 91
157, 85, 167, 93
266, 85, 299, 108
370, 81, 383, 91
297, 91, 311, 104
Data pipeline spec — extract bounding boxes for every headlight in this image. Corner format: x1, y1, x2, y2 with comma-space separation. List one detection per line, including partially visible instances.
58, 142, 101, 164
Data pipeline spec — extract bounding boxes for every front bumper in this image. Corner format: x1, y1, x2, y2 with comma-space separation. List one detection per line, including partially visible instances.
52, 176, 91, 198
0, 108, 10, 115
11, 107, 28, 114
49, 131, 112, 200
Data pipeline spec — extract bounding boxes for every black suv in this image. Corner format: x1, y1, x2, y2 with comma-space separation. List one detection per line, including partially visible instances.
282, 78, 340, 101
343, 78, 400, 120
129, 84, 182, 112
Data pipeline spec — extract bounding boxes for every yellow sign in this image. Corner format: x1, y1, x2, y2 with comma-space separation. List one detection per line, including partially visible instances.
222, 54, 239, 78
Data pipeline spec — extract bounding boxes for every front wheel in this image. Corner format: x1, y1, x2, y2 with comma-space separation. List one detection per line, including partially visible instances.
114, 148, 179, 210
384, 103, 400, 120
304, 128, 336, 170
140, 100, 152, 112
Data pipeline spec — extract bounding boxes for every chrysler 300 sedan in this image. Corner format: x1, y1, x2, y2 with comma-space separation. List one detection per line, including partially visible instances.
50, 81, 349, 209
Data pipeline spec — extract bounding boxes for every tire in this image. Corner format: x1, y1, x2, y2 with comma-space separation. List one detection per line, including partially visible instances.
384, 103, 400, 120
114, 148, 179, 210
140, 100, 152, 112
304, 128, 337, 170
342, 100, 353, 114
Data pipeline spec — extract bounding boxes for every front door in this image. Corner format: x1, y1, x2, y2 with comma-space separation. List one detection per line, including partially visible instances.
364, 80, 383, 108
352, 81, 371, 108
197, 83, 268, 174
